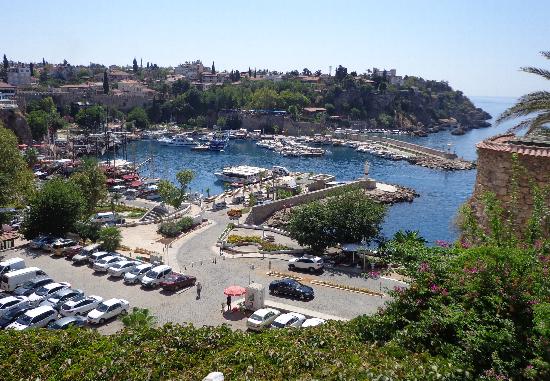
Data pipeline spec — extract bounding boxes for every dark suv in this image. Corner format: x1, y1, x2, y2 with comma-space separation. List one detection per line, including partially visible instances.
269, 279, 314, 300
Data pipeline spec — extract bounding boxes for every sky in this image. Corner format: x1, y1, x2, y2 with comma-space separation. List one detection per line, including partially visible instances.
3, 0, 549, 97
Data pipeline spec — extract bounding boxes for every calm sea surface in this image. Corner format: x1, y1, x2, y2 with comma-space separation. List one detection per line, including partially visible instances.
122, 96, 516, 243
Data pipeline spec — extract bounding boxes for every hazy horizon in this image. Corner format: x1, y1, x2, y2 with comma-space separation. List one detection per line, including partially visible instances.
3, 0, 549, 98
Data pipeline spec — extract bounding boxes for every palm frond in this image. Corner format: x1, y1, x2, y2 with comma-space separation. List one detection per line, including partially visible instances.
505, 112, 550, 134
540, 51, 550, 60
496, 91, 550, 124
520, 67, 550, 81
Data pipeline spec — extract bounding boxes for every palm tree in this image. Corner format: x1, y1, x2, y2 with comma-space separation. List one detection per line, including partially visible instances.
393, 230, 427, 245
121, 307, 156, 329
497, 51, 550, 135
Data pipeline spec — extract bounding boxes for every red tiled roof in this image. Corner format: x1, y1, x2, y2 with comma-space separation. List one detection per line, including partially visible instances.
477, 134, 550, 157
0, 82, 15, 89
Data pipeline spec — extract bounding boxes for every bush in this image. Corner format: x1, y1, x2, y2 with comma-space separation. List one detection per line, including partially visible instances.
99, 226, 121, 252
74, 221, 101, 242
176, 216, 194, 232
157, 222, 181, 238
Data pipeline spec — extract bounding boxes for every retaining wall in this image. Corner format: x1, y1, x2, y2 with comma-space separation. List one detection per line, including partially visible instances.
245, 178, 376, 225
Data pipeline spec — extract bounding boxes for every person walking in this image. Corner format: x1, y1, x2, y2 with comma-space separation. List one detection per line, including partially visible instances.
226, 295, 232, 311
196, 281, 202, 299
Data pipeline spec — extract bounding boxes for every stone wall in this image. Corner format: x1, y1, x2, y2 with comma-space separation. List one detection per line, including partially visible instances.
469, 134, 550, 233
245, 178, 376, 225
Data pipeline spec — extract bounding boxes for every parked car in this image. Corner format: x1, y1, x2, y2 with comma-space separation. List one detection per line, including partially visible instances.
288, 256, 324, 272
88, 251, 115, 266
107, 261, 140, 277
123, 263, 153, 284
7, 305, 57, 330
271, 312, 306, 329
38, 236, 57, 250
0, 296, 30, 318
246, 308, 281, 331
40, 288, 84, 310
60, 295, 103, 317
0, 257, 25, 276
87, 298, 129, 324
45, 238, 75, 253
47, 316, 87, 330
160, 273, 197, 291
0, 305, 31, 329
140, 265, 172, 288
63, 245, 83, 260
71, 243, 102, 264
269, 279, 314, 300
29, 235, 52, 249
13, 276, 54, 297
93, 256, 124, 272
28, 282, 71, 306
302, 318, 326, 328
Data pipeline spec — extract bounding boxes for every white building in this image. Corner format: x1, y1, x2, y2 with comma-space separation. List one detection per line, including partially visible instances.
7, 66, 31, 86
174, 60, 205, 81
118, 80, 146, 94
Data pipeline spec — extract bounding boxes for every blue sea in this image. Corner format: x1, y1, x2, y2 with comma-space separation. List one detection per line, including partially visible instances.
122, 96, 516, 244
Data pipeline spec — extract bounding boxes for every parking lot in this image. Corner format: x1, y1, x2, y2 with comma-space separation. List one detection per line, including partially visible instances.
0, 208, 403, 333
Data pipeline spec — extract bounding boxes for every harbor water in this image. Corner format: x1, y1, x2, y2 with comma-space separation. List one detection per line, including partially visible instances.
124, 96, 516, 244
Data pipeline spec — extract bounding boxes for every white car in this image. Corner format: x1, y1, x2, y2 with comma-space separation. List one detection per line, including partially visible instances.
87, 298, 129, 324
7, 305, 57, 330
288, 256, 324, 272
123, 264, 153, 284
60, 295, 103, 317
0, 296, 29, 318
140, 265, 172, 288
28, 282, 71, 306
246, 308, 281, 331
92, 256, 124, 272
270, 312, 306, 329
302, 318, 326, 328
107, 261, 140, 277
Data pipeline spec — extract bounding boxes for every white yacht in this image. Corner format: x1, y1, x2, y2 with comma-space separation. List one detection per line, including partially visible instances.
158, 134, 196, 146
214, 165, 270, 184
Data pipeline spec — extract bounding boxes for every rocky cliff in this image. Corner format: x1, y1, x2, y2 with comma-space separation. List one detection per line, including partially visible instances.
0, 109, 33, 144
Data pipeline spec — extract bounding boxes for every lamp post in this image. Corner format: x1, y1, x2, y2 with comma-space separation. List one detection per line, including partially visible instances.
248, 264, 255, 284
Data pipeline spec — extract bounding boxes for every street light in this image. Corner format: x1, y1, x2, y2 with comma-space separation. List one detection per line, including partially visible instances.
248, 264, 255, 284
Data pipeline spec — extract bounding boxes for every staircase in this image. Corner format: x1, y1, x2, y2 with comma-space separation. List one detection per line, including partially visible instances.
140, 204, 170, 223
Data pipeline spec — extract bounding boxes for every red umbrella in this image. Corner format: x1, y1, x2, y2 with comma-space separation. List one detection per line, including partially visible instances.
224, 285, 246, 296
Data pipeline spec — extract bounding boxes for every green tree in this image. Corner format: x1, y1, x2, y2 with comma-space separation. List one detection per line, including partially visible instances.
103, 69, 109, 94
75, 105, 106, 132
2, 54, 7, 70
23, 148, 38, 168
497, 50, 550, 134
70, 157, 108, 215
121, 307, 156, 329
99, 226, 122, 252
0, 127, 35, 207
27, 110, 49, 140
132, 58, 138, 73
249, 87, 279, 110
158, 169, 195, 208
211, 61, 215, 74
127, 107, 150, 129
287, 189, 386, 252
21, 178, 85, 239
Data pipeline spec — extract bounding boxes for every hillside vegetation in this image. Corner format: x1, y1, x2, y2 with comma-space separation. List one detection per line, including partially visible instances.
1, 242, 547, 380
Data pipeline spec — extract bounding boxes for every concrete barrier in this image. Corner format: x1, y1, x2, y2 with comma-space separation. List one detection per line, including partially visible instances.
245, 178, 376, 225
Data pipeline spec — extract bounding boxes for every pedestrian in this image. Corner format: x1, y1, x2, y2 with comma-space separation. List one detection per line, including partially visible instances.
226, 295, 232, 311
196, 281, 202, 299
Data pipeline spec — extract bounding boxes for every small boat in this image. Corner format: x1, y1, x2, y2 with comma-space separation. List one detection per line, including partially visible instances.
191, 144, 210, 151
159, 134, 196, 146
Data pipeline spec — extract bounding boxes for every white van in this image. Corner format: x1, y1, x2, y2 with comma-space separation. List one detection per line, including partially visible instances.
90, 212, 116, 224
1, 267, 47, 292
140, 265, 172, 288
0, 257, 25, 277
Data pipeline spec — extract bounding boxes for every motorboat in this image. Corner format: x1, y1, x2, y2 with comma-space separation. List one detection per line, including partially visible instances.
159, 134, 196, 146
214, 165, 269, 184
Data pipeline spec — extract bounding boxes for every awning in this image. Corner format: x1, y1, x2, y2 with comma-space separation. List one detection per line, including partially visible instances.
130, 181, 143, 187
